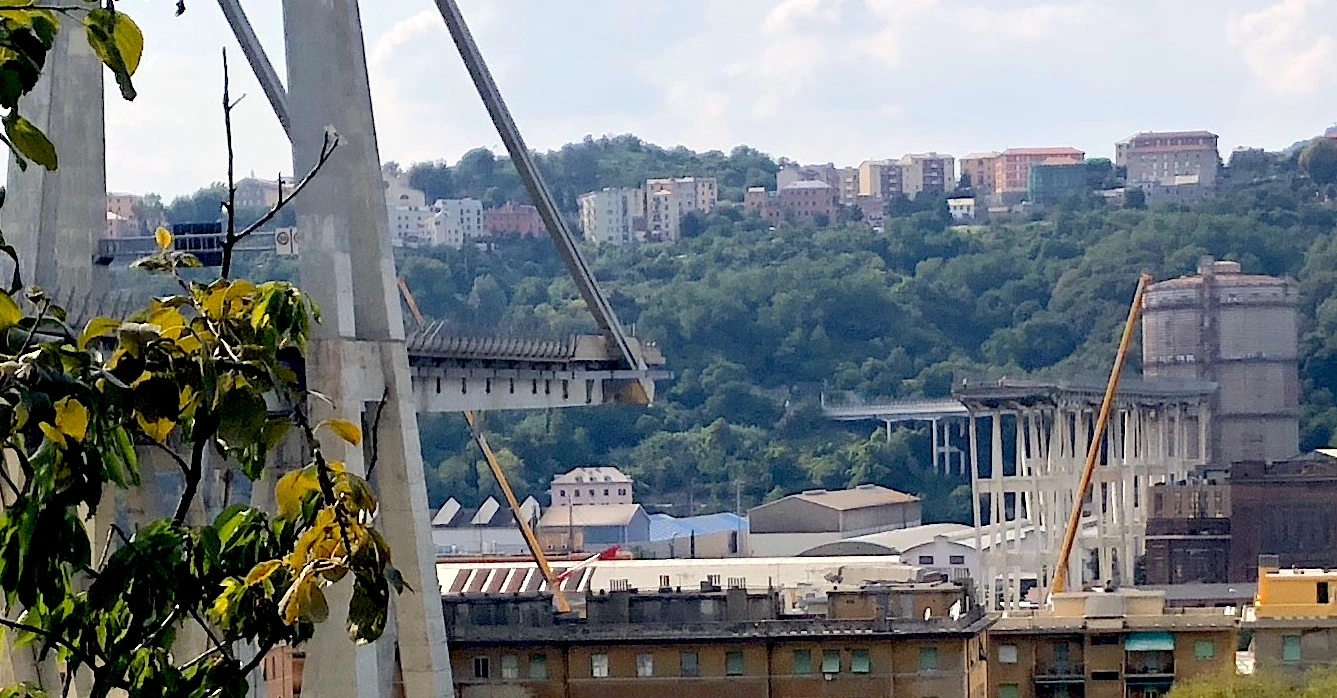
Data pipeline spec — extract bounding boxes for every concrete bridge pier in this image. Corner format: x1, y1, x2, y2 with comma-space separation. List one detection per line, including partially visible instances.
282, 1, 451, 696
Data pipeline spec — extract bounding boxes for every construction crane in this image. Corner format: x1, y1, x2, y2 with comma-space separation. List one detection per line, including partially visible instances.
1050, 273, 1153, 597
397, 277, 571, 613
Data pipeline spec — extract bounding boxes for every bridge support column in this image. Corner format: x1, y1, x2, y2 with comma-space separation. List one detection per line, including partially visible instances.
282, 2, 451, 696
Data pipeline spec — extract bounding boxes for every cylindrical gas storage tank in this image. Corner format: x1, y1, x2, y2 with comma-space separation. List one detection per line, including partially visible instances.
1142, 258, 1299, 464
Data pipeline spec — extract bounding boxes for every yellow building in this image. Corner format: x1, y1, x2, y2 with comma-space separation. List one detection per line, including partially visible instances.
1253, 554, 1337, 673
990, 589, 1238, 698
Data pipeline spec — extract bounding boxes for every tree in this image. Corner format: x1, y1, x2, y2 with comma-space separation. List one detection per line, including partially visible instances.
0, 6, 403, 697
1125, 185, 1147, 209
1300, 138, 1337, 186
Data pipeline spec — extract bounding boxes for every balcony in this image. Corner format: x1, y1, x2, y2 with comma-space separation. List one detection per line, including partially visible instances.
1124, 659, 1175, 681
1034, 661, 1084, 683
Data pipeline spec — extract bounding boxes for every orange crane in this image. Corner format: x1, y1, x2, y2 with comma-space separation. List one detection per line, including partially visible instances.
1050, 273, 1152, 597
397, 276, 571, 613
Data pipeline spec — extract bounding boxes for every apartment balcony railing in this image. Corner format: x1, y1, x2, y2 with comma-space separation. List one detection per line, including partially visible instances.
1033, 661, 1084, 682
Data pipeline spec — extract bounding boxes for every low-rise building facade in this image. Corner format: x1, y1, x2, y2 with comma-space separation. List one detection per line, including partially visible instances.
1229, 451, 1337, 582
644, 177, 717, 241
744, 181, 836, 226
1253, 555, 1337, 674
445, 582, 991, 698
484, 202, 545, 238
1143, 481, 1231, 585
1027, 162, 1088, 204
900, 152, 955, 199
959, 152, 1000, 194
549, 467, 634, 507
989, 589, 1239, 698
748, 485, 922, 556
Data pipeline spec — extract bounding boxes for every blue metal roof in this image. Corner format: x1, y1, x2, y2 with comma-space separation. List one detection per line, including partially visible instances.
649, 512, 748, 541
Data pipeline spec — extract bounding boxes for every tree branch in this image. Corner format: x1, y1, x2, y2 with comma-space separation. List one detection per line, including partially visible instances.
0, 617, 99, 674
148, 439, 191, 477
173, 415, 214, 524
364, 388, 389, 477
231, 130, 339, 246
220, 47, 239, 279
186, 606, 233, 662
238, 639, 277, 678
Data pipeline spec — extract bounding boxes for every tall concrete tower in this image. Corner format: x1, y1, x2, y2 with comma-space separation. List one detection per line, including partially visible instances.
280, 1, 450, 696
1143, 258, 1300, 465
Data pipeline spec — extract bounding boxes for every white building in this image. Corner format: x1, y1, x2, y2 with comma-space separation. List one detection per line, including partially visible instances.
430, 198, 484, 248
431, 496, 541, 556
948, 197, 977, 221
384, 167, 431, 247
578, 187, 643, 244
549, 466, 633, 507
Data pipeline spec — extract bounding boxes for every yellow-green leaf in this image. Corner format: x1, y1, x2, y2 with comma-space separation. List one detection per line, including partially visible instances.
322, 419, 362, 447
85, 9, 142, 100
53, 397, 88, 442
244, 560, 282, 587
38, 422, 65, 448
110, 11, 142, 75
0, 293, 19, 331
275, 467, 320, 520
136, 412, 174, 443
79, 316, 122, 349
5, 115, 56, 171
279, 571, 328, 625
154, 226, 172, 250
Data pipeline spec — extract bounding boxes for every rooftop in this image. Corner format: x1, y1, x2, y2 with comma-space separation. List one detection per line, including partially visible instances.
780, 180, 833, 190
1119, 130, 1218, 144
537, 503, 644, 529
781, 484, 920, 511
431, 496, 540, 528
960, 151, 1001, 160
1003, 146, 1084, 157
551, 466, 632, 485
801, 523, 974, 556
649, 512, 748, 541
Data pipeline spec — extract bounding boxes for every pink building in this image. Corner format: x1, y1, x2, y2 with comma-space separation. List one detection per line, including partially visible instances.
994, 147, 1085, 196
484, 202, 545, 238
744, 181, 836, 226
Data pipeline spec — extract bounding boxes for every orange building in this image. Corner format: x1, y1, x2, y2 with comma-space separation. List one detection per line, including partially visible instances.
484, 202, 545, 238
993, 147, 1085, 200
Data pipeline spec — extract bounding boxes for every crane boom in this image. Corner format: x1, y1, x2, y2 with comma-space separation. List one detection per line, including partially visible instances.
1050, 273, 1152, 597
396, 276, 571, 613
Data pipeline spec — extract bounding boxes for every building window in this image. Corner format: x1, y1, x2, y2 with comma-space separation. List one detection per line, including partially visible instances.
726, 651, 745, 676
919, 647, 938, 672
999, 685, 1020, 698
949, 555, 966, 565
591, 654, 609, 678
1091, 670, 1120, 681
604, 489, 610, 496
573, 490, 580, 498
1320, 582, 1331, 604
681, 652, 699, 677
472, 657, 490, 680
822, 650, 841, 674
501, 655, 518, 679
998, 645, 1018, 664
1194, 640, 1215, 661
792, 650, 812, 675
558, 489, 565, 497
589, 489, 595, 496
618, 488, 627, 495
637, 653, 654, 677
919, 555, 935, 565
851, 649, 871, 674
529, 654, 547, 680
1090, 634, 1120, 645
1284, 635, 1302, 663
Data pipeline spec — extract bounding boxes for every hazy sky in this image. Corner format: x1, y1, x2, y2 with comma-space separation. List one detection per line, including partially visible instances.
81, 0, 1337, 197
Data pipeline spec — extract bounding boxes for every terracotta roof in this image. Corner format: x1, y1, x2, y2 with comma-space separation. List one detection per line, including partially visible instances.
788, 485, 920, 511
1002, 147, 1084, 157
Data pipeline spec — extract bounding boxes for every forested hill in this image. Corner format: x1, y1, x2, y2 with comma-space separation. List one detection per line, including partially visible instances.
208, 136, 1337, 523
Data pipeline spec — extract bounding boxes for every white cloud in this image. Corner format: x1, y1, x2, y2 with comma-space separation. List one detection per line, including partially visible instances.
762, 0, 838, 35
1227, 0, 1335, 95
957, 3, 1095, 40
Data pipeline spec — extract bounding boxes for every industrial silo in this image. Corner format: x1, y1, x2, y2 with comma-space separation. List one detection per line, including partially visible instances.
1142, 258, 1299, 464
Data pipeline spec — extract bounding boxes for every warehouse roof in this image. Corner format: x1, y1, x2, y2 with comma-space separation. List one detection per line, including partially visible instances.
537, 504, 644, 529
783, 484, 920, 511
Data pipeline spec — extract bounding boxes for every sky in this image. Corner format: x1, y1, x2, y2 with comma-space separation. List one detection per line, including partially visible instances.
78, 0, 1337, 197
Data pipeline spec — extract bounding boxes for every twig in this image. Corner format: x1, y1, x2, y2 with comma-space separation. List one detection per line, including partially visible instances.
180, 644, 227, 672
221, 47, 239, 279
231, 131, 339, 246
149, 439, 191, 477
186, 606, 233, 662
364, 388, 389, 477
0, 617, 99, 673
238, 639, 276, 677
17, 297, 50, 356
